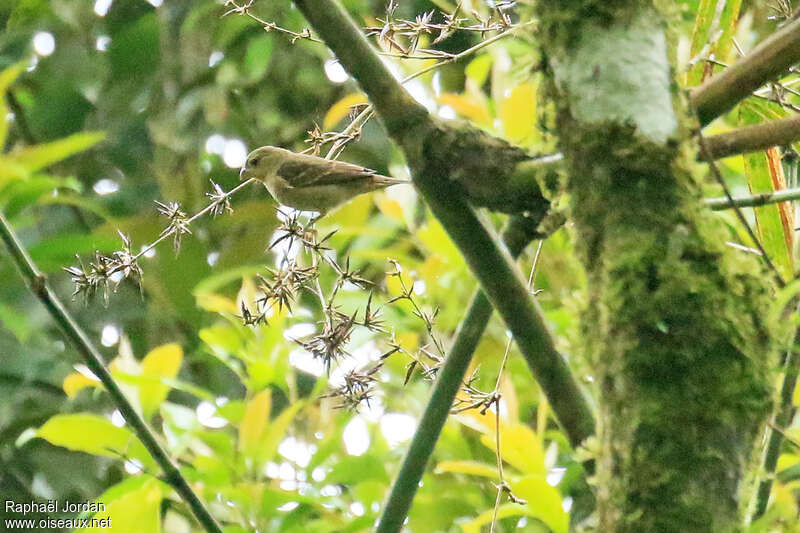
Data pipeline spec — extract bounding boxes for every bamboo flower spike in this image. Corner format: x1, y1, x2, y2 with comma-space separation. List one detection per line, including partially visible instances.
240, 145, 409, 215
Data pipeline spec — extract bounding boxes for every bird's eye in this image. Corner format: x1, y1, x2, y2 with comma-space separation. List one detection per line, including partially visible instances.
248, 157, 259, 167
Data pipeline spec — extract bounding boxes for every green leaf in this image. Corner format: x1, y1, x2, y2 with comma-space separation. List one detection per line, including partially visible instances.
244, 34, 274, 83
239, 389, 272, 459
435, 460, 497, 479
460, 475, 566, 533
465, 54, 493, 87
0, 175, 81, 217
686, 0, 741, 87
511, 475, 568, 533
8, 131, 106, 173
76, 477, 163, 533
109, 13, 161, 82
738, 102, 793, 279
37, 414, 140, 460
28, 233, 119, 272
138, 344, 183, 419
0, 302, 32, 342
254, 399, 305, 467
328, 454, 389, 485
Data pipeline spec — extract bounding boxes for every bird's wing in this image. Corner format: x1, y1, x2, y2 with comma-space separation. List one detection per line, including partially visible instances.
277, 153, 377, 188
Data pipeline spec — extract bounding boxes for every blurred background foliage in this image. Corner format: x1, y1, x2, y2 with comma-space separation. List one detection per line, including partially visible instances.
0, 0, 798, 532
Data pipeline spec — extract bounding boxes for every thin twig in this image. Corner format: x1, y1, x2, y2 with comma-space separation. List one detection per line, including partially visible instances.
696, 132, 786, 287
488, 240, 541, 533
319, 22, 526, 159
132, 178, 257, 262
374, 217, 541, 533
0, 212, 223, 533
223, 0, 323, 43
705, 185, 800, 210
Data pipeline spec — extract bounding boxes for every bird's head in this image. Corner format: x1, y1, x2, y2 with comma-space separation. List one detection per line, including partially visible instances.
239, 146, 288, 182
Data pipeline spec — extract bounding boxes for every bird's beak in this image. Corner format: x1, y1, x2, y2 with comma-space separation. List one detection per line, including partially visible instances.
239, 166, 248, 180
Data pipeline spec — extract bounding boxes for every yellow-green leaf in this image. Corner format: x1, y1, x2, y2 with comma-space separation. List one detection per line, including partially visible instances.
435, 460, 497, 479
511, 474, 569, 533
460, 503, 529, 533
465, 54, 493, 87
739, 102, 793, 279
256, 400, 305, 465
500, 83, 537, 144
139, 343, 183, 418
686, 0, 742, 87
458, 409, 547, 476
38, 414, 135, 458
8, 131, 106, 173
63, 371, 102, 398
239, 389, 272, 457
437, 93, 493, 126
77, 478, 163, 533
460, 474, 568, 533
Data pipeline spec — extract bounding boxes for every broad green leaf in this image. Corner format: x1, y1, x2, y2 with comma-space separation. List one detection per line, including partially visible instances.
465, 54, 493, 87
510, 475, 568, 533
38, 414, 138, 460
0, 302, 32, 343
244, 34, 274, 83
38, 193, 113, 221
328, 454, 390, 485
459, 475, 567, 533
739, 102, 793, 278
28, 233, 119, 272
458, 409, 546, 476
459, 503, 536, 533
196, 292, 238, 314
0, 175, 81, 217
139, 344, 183, 418
417, 216, 466, 271
252, 400, 305, 467
76, 478, 163, 533
7, 131, 105, 173
478, 423, 546, 476
0, 155, 31, 183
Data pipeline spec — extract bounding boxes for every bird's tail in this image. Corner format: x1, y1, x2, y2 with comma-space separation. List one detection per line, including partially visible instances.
373, 174, 411, 187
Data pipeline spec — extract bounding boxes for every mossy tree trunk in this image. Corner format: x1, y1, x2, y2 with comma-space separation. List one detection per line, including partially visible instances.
533, 3, 774, 531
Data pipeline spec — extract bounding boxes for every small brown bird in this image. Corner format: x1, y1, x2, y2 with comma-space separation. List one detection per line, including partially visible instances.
239, 146, 408, 215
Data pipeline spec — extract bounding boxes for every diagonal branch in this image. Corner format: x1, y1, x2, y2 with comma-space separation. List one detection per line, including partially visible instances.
701, 114, 800, 159
691, 17, 800, 126
374, 216, 541, 533
0, 212, 222, 533
291, 0, 594, 448
753, 315, 800, 519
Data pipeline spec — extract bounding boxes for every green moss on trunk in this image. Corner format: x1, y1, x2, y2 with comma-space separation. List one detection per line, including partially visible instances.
534, 3, 773, 531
